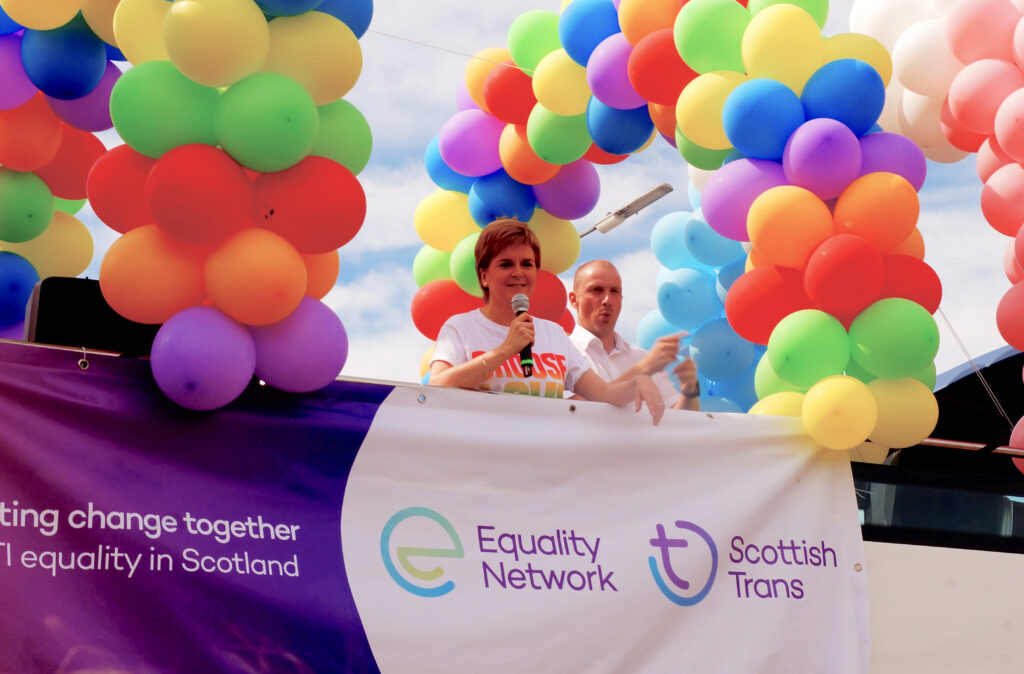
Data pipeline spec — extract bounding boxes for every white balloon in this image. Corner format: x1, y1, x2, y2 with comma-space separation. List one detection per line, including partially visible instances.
687, 164, 714, 192
849, 0, 936, 51
877, 78, 906, 132
921, 143, 969, 163
898, 88, 947, 147
893, 18, 965, 96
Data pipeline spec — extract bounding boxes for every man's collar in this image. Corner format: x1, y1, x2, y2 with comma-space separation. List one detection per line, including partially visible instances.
571, 324, 630, 355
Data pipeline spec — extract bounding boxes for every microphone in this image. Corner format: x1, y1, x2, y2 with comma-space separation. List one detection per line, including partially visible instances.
511, 293, 533, 377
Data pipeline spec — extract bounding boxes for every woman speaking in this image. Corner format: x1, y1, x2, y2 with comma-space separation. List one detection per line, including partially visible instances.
429, 219, 666, 426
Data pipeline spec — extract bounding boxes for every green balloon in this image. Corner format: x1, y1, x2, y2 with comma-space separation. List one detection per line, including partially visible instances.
449, 232, 482, 298
676, 127, 730, 170
526, 105, 592, 165
0, 169, 54, 243
767, 309, 849, 388
754, 351, 807, 398
216, 73, 319, 173
849, 298, 939, 379
748, 0, 829, 29
914, 361, 937, 390
109, 60, 219, 159
413, 245, 452, 287
843, 354, 876, 384
313, 99, 372, 175
847, 356, 936, 389
674, 0, 750, 74
507, 10, 561, 72
54, 196, 86, 215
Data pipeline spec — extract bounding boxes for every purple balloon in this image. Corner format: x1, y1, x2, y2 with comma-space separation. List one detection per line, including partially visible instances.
783, 118, 862, 200
45, 60, 120, 131
587, 33, 646, 110
438, 109, 505, 177
0, 34, 36, 111
150, 307, 256, 411
250, 297, 349, 393
858, 132, 927, 191
701, 158, 788, 241
455, 79, 478, 111
532, 158, 600, 219
0, 320, 23, 340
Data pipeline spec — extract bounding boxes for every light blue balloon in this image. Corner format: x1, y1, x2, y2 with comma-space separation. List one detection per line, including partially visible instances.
698, 396, 743, 413
683, 210, 745, 267
715, 255, 746, 303
558, 0, 620, 66
686, 181, 702, 210
707, 368, 758, 412
651, 211, 706, 270
689, 318, 755, 382
657, 267, 722, 331
636, 309, 678, 350
467, 169, 536, 225
425, 135, 474, 193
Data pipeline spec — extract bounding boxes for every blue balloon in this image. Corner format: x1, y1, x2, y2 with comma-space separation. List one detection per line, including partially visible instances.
657, 267, 722, 331
686, 181, 701, 210
636, 309, 677, 350
722, 78, 805, 160
105, 43, 126, 62
707, 367, 759, 412
689, 318, 755, 382
586, 98, 654, 155
558, 0, 620, 66
697, 395, 743, 413
256, 0, 325, 16
721, 148, 745, 164
467, 169, 536, 226
425, 135, 474, 193
0, 252, 38, 328
20, 14, 106, 100
0, 6, 20, 35
683, 210, 745, 267
801, 59, 885, 137
317, 0, 373, 38
650, 211, 706, 270
715, 255, 746, 302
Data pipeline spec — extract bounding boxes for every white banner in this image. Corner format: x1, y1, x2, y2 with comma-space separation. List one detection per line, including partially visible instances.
341, 385, 870, 673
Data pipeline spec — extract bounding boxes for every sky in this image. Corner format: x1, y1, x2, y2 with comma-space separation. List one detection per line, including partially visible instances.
78, 0, 1014, 387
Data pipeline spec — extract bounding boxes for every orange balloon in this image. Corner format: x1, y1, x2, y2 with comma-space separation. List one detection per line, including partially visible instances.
205, 228, 306, 326
0, 93, 63, 172
499, 123, 561, 185
889, 228, 925, 259
99, 224, 208, 324
748, 186, 834, 269
465, 47, 511, 114
618, 0, 686, 45
745, 246, 770, 272
303, 250, 340, 299
833, 172, 919, 253
82, 0, 120, 46
648, 101, 677, 138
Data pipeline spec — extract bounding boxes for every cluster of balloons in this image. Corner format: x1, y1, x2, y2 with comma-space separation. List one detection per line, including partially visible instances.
0, 1, 113, 335
81, 0, 372, 410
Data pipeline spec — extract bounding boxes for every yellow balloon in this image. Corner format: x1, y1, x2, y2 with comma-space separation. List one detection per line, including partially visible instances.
802, 375, 878, 451
0, 0, 83, 30
413, 190, 480, 252
533, 48, 592, 117
867, 378, 938, 448
741, 4, 823, 94
823, 33, 893, 87
260, 12, 362, 106
0, 211, 93, 279
465, 47, 511, 114
749, 391, 805, 417
164, 0, 270, 88
419, 344, 435, 378
112, 0, 170, 64
676, 71, 748, 150
81, 0, 120, 46
527, 209, 580, 274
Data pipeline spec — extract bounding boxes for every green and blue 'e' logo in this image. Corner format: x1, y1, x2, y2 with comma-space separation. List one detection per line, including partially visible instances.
380, 507, 464, 597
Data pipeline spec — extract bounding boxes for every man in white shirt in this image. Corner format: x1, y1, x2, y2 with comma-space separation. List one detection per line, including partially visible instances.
568, 259, 700, 411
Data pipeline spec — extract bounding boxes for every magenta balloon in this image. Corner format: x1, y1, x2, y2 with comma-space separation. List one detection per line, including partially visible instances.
438, 109, 505, 177
45, 60, 120, 131
783, 118, 861, 200
250, 297, 349, 393
150, 307, 256, 411
701, 158, 788, 242
532, 158, 600, 219
858, 132, 927, 192
587, 33, 646, 110
0, 35, 37, 111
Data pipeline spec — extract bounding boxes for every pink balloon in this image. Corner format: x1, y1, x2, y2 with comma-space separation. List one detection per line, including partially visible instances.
940, 95, 987, 152
587, 33, 647, 110
945, 0, 1020, 64
250, 297, 349, 393
1017, 220, 1024, 272
947, 59, 1024, 135
981, 162, 1024, 236
0, 35, 36, 111
995, 87, 1024, 162
701, 158, 788, 242
996, 281, 1024, 349
1014, 15, 1024, 71
438, 109, 505, 177
858, 132, 927, 191
977, 136, 1015, 183
45, 61, 121, 132
531, 158, 600, 219
1005, 239, 1024, 284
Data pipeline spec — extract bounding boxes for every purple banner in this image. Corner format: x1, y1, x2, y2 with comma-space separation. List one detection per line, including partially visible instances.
0, 341, 391, 673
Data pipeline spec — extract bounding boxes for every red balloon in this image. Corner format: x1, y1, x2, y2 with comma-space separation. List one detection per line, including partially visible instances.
981, 162, 1024, 237
411, 280, 484, 340
557, 307, 575, 334
0, 92, 63, 172
33, 123, 106, 199
147, 144, 252, 246
86, 144, 155, 234
483, 60, 537, 126
996, 281, 1024, 350
724, 265, 813, 345
976, 136, 1014, 183
531, 270, 568, 320
879, 254, 942, 314
1004, 239, 1024, 284
252, 156, 366, 254
804, 234, 885, 316
940, 95, 985, 152
583, 142, 629, 165
627, 29, 697, 105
